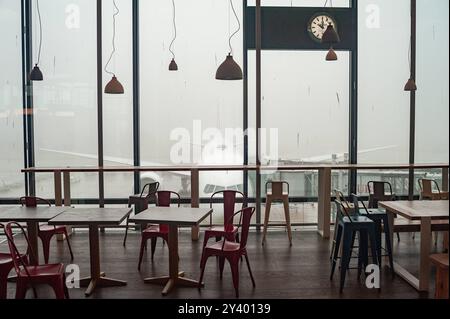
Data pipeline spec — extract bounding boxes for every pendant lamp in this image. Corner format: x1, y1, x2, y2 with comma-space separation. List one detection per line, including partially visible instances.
168, 0, 178, 71
322, 24, 340, 61
404, 78, 417, 91
216, 0, 243, 80
404, 40, 417, 91
30, 0, 44, 81
105, 0, 124, 94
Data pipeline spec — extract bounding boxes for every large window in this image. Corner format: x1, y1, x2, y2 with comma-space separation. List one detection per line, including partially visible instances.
0, 0, 24, 197
32, 0, 98, 198
416, 0, 449, 164
102, 0, 134, 198
139, 0, 244, 201
249, 51, 350, 196
357, 0, 411, 196
1, 1, 448, 208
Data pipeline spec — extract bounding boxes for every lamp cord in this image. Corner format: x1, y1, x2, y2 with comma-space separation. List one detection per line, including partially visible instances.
228, 0, 240, 56
36, 0, 43, 65
408, 37, 412, 74
105, 0, 119, 77
323, 0, 333, 7
169, 0, 177, 60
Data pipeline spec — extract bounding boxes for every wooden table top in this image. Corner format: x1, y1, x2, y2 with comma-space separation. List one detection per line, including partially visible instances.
129, 207, 213, 227
48, 208, 132, 226
0, 206, 70, 222
379, 200, 449, 220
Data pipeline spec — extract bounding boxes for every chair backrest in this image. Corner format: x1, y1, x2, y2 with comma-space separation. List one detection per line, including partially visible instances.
367, 181, 394, 208
418, 178, 440, 195
224, 207, 255, 250
334, 199, 353, 222
210, 190, 246, 230
265, 181, 289, 198
351, 193, 370, 215
4, 222, 34, 277
156, 191, 180, 207
19, 196, 51, 207
334, 189, 352, 211
140, 182, 160, 200
156, 191, 181, 233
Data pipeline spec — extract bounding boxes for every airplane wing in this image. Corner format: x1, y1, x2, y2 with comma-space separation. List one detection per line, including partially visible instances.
39, 148, 191, 176
278, 145, 398, 163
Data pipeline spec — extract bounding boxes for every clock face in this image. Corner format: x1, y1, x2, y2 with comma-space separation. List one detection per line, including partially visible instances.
308, 13, 338, 42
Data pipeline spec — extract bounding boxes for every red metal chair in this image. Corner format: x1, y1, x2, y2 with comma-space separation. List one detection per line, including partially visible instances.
20, 196, 74, 264
137, 191, 181, 270
4, 222, 69, 299
198, 207, 256, 298
1, 223, 15, 299
202, 190, 246, 249
123, 182, 160, 246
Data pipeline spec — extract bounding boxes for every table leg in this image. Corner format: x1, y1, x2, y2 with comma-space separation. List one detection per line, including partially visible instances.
419, 217, 431, 291
144, 224, 203, 296
61, 171, 72, 239
318, 168, 331, 239
191, 169, 200, 241
80, 225, 127, 296
54, 171, 62, 207
386, 212, 395, 266
26, 221, 39, 265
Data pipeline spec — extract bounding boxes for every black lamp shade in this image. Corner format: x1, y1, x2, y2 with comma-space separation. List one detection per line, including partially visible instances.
216, 54, 243, 80
105, 76, 124, 94
30, 64, 43, 81
322, 24, 340, 44
169, 59, 178, 71
404, 78, 417, 91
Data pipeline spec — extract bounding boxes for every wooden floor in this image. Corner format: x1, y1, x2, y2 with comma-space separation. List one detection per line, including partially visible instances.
1, 229, 442, 299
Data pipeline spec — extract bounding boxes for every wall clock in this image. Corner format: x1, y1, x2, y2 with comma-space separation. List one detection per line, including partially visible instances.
307, 12, 338, 43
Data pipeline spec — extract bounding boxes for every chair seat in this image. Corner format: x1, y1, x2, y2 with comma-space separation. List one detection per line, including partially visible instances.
430, 254, 449, 269
267, 192, 289, 196
342, 216, 373, 224
39, 225, 66, 233
143, 225, 168, 234
205, 226, 238, 234
359, 208, 386, 216
206, 240, 241, 252
20, 263, 64, 277
0, 253, 13, 264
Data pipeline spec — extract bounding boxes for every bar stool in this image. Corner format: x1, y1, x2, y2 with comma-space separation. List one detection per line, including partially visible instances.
352, 194, 394, 275
330, 200, 378, 292
262, 181, 292, 246
123, 182, 160, 246
330, 190, 357, 261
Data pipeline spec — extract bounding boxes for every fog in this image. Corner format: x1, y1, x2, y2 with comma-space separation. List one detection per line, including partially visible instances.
1, 0, 448, 199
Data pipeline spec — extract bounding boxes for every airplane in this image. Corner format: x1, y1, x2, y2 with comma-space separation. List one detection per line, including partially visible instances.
33, 145, 400, 200
39, 137, 248, 199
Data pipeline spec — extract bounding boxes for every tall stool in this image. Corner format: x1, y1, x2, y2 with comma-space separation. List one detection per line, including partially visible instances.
330, 190, 356, 261
262, 181, 292, 246
352, 194, 394, 274
123, 182, 160, 246
331, 200, 379, 292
